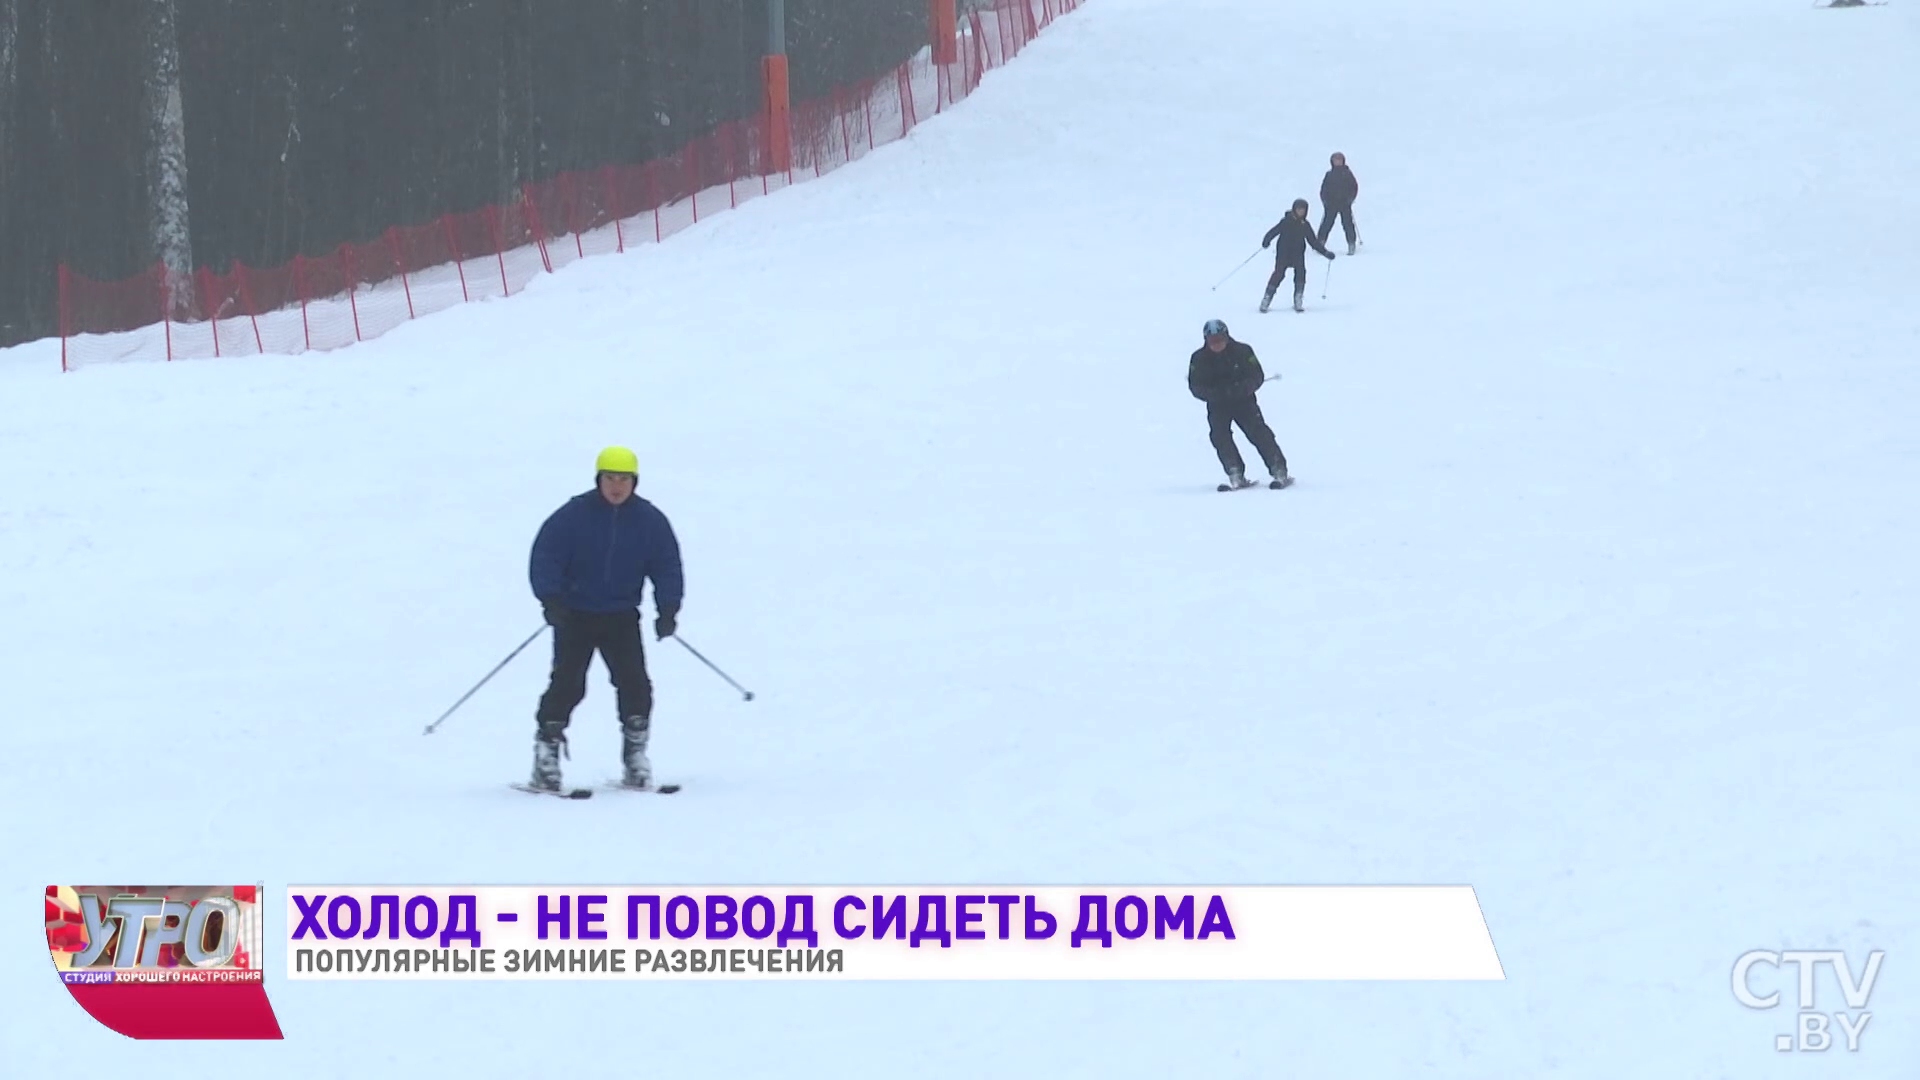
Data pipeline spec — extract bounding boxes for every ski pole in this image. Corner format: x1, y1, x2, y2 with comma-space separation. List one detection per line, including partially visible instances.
1211, 248, 1263, 291
424, 625, 547, 735
673, 635, 756, 701
1321, 256, 1335, 300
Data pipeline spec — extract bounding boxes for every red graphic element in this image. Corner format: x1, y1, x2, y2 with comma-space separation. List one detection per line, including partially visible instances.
46, 889, 87, 954
46, 885, 284, 1040
59, 980, 284, 1040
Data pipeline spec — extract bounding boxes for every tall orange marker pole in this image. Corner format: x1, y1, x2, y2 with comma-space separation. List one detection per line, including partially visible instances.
932, 0, 958, 64
763, 0, 792, 174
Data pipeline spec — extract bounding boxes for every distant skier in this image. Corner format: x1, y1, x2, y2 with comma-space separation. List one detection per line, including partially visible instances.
526, 446, 684, 792
1317, 152, 1360, 255
1188, 318, 1290, 490
1261, 199, 1336, 313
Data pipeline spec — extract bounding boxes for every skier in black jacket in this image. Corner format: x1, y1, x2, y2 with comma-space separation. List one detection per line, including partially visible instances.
1317, 152, 1360, 255
1261, 199, 1336, 313
1188, 318, 1290, 490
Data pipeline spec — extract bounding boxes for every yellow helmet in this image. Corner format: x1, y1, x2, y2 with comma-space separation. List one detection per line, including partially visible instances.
595, 446, 638, 475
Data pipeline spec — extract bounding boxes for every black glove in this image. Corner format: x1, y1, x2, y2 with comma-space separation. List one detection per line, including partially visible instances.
541, 598, 569, 628
654, 608, 678, 640
1325, 251, 1337, 261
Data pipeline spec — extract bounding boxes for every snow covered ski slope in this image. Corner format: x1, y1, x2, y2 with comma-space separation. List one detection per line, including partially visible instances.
5, 0, 1919, 1075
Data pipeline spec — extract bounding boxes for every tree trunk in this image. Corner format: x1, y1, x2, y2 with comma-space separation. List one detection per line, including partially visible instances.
147, 0, 192, 316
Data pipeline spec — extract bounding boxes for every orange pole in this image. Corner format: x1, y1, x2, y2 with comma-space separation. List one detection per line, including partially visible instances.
932, 0, 958, 64
763, 54, 792, 174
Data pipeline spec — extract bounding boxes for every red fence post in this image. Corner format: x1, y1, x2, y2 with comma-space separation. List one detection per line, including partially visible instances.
196, 267, 221, 357
603, 165, 626, 253
522, 185, 553, 274
442, 215, 471, 302
294, 255, 311, 352
689, 141, 702, 224
158, 262, 173, 362
726, 124, 738, 210
485, 205, 510, 296
644, 164, 658, 243
341, 244, 363, 342
563, 173, 585, 259
58, 264, 69, 372
387, 228, 416, 319
836, 86, 851, 164
237, 263, 264, 353
970, 11, 989, 91
901, 65, 917, 132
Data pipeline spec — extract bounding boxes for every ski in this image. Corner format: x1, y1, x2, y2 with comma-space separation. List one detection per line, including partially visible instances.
600, 779, 682, 795
511, 782, 594, 799
1216, 480, 1258, 492
1271, 477, 1295, 490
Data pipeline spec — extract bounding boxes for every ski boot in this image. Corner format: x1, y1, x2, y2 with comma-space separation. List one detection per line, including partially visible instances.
1292, 291, 1305, 313
1268, 463, 1292, 490
1347, 240, 1356, 256
1259, 291, 1273, 314
1218, 468, 1256, 492
530, 725, 567, 792
619, 714, 653, 790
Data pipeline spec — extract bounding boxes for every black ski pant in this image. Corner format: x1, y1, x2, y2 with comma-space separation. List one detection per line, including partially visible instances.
1207, 397, 1286, 476
1266, 258, 1308, 298
535, 609, 652, 737
1317, 203, 1357, 246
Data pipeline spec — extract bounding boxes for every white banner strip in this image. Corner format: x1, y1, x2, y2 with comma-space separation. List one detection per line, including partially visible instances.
284, 885, 1503, 981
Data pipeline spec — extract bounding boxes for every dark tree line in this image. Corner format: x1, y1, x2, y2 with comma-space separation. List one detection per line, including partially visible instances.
0, 0, 929, 346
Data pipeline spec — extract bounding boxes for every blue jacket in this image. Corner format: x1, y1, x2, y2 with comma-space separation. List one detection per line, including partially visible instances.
529, 491, 684, 615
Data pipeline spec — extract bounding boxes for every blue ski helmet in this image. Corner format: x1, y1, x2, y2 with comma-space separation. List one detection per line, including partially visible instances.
1203, 318, 1229, 338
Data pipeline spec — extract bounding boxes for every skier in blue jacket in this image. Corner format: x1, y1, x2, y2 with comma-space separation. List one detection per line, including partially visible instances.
526, 446, 684, 791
